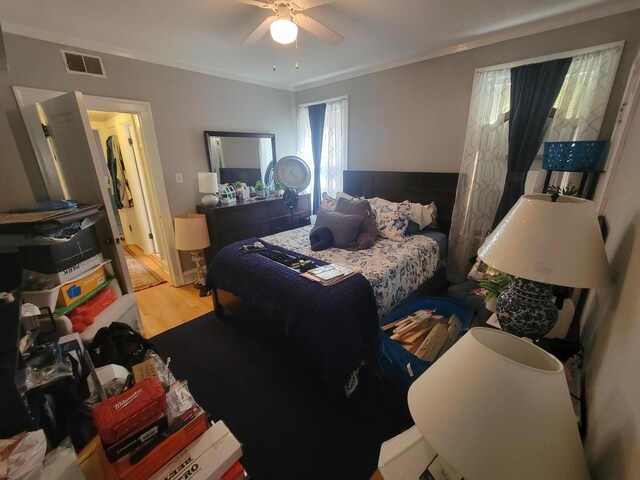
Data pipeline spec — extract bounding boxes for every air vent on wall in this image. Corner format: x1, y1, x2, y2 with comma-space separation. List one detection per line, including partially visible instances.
61, 49, 106, 78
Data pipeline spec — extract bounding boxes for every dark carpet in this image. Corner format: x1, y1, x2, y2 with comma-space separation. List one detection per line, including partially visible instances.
152, 312, 413, 480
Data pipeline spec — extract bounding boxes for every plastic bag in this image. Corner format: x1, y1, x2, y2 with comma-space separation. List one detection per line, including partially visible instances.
144, 350, 175, 389
165, 381, 196, 423
41, 438, 84, 480
7, 430, 47, 480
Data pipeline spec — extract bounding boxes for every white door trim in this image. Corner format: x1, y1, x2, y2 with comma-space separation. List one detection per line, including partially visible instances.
13, 86, 184, 287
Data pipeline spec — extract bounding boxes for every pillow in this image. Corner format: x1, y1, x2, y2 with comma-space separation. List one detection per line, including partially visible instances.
321, 191, 357, 212
312, 210, 364, 249
309, 226, 334, 251
334, 197, 378, 249
321, 192, 338, 211
410, 202, 438, 230
368, 197, 437, 230
371, 201, 411, 241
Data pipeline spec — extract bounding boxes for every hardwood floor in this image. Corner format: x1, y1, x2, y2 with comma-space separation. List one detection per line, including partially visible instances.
124, 245, 214, 338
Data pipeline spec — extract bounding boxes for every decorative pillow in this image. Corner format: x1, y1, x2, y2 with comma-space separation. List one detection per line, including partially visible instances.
321, 191, 358, 212
371, 201, 411, 241
368, 197, 437, 230
334, 197, 378, 249
321, 192, 338, 211
309, 226, 334, 251
312, 210, 364, 249
410, 202, 438, 230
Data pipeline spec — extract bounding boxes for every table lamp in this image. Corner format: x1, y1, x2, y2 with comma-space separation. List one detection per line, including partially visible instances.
407, 327, 589, 480
174, 214, 210, 294
477, 194, 609, 339
198, 172, 219, 206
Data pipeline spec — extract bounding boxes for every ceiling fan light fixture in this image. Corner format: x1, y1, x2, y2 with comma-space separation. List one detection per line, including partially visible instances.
270, 18, 298, 44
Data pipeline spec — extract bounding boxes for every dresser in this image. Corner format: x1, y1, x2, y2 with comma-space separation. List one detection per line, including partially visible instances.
197, 194, 311, 263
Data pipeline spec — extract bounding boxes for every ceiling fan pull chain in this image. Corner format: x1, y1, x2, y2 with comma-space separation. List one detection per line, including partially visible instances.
272, 37, 277, 71
295, 37, 300, 69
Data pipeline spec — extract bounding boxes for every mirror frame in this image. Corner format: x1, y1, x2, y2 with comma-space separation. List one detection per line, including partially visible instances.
204, 131, 276, 185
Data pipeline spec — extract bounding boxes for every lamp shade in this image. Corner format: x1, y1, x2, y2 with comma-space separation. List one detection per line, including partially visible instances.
174, 214, 210, 251
478, 194, 609, 288
198, 172, 218, 194
270, 18, 298, 44
408, 328, 589, 480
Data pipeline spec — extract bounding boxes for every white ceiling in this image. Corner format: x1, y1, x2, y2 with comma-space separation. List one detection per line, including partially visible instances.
1, 0, 638, 91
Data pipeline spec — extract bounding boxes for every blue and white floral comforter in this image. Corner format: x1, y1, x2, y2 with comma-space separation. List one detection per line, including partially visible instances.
263, 225, 441, 319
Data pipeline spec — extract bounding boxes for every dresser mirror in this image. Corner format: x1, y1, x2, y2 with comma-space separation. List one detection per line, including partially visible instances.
204, 131, 276, 186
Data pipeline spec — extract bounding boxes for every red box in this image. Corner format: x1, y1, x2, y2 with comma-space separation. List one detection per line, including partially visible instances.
93, 377, 166, 445
114, 408, 207, 480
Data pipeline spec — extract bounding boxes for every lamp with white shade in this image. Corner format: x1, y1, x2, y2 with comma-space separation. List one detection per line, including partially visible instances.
198, 172, 219, 207
477, 194, 609, 339
404, 327, 589, 480
174, 214, 210, 295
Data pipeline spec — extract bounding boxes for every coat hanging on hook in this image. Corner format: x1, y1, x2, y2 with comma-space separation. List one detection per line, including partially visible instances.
106, 135, 134, 209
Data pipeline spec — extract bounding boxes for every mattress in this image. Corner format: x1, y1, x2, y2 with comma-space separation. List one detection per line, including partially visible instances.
262, 225, 442, 318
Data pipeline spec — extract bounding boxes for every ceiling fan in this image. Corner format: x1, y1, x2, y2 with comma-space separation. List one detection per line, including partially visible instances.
239, 0, 343, 46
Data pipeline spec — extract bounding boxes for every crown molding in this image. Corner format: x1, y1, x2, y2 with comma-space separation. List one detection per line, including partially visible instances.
292, 0, 640, 91
3, 0, 639, 93
2, 22, 295, 92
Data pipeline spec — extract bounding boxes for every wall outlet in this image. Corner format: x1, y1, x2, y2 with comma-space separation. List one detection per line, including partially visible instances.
175, 173, 183, 184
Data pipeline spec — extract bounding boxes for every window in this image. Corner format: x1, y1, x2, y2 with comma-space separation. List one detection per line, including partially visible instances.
297, 97, 348, 208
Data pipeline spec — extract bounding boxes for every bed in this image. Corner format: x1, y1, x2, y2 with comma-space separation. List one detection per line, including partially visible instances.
206, 171, 459, 395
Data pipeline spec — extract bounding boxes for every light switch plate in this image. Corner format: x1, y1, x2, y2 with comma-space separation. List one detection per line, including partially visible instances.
175, 173, 183, 184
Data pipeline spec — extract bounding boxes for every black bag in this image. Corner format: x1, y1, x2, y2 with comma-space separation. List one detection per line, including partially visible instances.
89, 322, 155, 369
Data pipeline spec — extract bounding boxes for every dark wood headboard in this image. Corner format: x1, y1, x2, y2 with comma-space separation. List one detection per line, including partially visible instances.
343, 171, 459, 235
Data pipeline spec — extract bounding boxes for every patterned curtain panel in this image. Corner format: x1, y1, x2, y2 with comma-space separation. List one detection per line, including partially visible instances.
532, 45, 622, 191
297, 106, 314, 198
320, 98, 347, 197
296, 98, 348, 210
447, 68, 510, 283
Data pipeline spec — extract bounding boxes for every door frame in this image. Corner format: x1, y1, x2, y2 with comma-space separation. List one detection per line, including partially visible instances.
13, 86, 184, 287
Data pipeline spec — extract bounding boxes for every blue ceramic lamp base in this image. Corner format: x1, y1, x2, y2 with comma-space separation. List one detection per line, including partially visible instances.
496, 277, 558, 339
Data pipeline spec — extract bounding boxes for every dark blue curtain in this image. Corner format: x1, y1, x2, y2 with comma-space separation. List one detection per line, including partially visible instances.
308, 103, 327, 214
492, 58, 571, 227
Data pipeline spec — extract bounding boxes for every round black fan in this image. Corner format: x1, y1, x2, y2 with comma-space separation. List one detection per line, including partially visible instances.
283, 187, 299, 209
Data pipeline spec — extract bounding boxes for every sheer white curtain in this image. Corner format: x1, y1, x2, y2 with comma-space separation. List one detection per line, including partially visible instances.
320, 98, 347, 197
296, 106, 313, 195
530, 46, 622, 192
447, 68, 510, 283
297, 97, 348, 207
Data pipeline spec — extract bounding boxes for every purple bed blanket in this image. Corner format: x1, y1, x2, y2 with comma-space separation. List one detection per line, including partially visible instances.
206, 238, 379, 396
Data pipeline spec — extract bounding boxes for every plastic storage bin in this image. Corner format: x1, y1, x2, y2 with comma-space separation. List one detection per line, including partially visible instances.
378, 297, 473, 387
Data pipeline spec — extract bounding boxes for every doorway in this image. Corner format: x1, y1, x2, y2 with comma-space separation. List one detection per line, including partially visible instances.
13, 86, 185, 290
88, 113, 158, 250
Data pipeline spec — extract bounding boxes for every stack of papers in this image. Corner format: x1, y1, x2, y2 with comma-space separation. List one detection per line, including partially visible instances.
301, 263, 359, 286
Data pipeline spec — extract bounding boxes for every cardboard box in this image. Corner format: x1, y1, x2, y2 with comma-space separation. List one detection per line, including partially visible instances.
23, 253, 104, 285
57, 266, 106, 307
149, 421, 242, 480
19, 225, 101, 274
114, 409, 207, 480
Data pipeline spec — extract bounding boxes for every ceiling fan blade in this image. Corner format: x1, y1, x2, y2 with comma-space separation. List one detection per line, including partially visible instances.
292, 0, 336, 9
243, 15, 277, 44
237, 0, 274, 8
294, 13, 343, 45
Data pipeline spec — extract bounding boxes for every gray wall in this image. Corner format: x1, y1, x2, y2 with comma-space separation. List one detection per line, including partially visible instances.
0, 33, 297, 215
296, 9, 640, 173
582, 66, 640, 478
